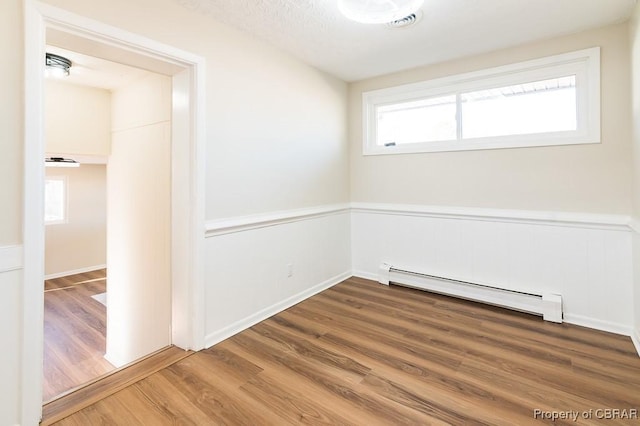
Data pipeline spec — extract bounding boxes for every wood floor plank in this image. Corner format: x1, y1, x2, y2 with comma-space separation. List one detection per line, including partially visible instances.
160, 357, 289, 425
43, 277, 114, 402
55, 277, 640, 425
42, 346, 193, 425
45, 269, 107, 291
239, 372, 356, 425
219, 338, 429, 426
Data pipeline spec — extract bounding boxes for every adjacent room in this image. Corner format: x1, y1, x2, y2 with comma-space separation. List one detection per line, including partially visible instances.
3, 0, 640, 424
42, 47, 175, 402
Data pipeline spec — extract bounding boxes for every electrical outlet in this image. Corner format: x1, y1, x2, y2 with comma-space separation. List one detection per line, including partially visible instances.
287, 263, 294, 278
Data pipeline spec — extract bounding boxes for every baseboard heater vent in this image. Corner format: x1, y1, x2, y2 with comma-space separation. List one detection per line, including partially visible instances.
378, 263, 563, 323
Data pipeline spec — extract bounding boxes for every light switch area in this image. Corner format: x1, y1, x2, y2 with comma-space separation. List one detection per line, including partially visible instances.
287, 263, 294, 278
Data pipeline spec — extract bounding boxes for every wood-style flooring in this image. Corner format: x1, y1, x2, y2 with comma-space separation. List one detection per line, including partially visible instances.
42, 346, 193, 425
44, 269, 115, 402
54, 277, 640, 425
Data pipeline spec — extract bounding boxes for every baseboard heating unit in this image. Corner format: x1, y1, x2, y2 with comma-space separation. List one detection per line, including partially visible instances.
378, 263, 563, 323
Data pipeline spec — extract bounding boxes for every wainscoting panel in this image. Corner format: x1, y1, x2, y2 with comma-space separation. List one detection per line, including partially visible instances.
0, 246, 22, 425
0, 245, 22, 274
352, 204, 634, 335
204, 206, 351, 347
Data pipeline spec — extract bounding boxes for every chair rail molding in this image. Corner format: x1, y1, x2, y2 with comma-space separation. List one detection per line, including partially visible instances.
205, 203, 351, 237
351, 202, 632, 231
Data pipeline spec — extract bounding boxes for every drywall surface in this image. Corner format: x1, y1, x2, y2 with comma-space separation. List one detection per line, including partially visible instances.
45, 165, 107, 277
349, 23, 632, 215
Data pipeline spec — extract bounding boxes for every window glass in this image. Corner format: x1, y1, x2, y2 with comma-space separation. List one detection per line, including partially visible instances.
461, 76, 577, 139
377, 95, 457, 146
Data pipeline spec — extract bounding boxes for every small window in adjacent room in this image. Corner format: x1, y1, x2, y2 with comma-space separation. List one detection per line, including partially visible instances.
363, 47, 600, 155
45, 177, 67, 224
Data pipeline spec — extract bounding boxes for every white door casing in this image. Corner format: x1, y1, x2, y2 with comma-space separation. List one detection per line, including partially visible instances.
23, 1, 206, 423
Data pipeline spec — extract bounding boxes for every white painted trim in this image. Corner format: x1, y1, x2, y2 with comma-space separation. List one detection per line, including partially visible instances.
44, 264, 106, 280
205, 204, 351, 237
562, 314, 633, 337
24, 2, 206, 423
632, 328, 640, 357
352, 270, 379, 282
23, 1, 47, 422
0, 246, 23, 273
351, 202, 631, 231
206, 203, 631, 237
204, 270, 351, 348
630, 217, 640, 233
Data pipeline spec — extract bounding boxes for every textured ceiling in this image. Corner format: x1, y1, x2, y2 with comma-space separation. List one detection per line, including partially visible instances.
175, 0, 636, 81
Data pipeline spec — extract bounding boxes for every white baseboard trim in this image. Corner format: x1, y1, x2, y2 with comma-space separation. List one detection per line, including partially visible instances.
45, 264, 106, 280
351, 269, 379, 282
632, 328, 640, 357
563, 314, 632, 337
204, 270, 351, 348
0, 245, 23, 273
351, 202, 631, 231
205, 204, 350, 237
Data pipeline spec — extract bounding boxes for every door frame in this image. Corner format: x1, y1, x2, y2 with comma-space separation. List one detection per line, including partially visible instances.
23, 1, 206, 423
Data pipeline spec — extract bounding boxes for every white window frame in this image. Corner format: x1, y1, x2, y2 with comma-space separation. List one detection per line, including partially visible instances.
362, 47, 600, 155
44, 176, 68, 225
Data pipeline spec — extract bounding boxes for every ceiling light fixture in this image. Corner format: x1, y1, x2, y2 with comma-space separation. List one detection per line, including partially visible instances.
45, 157, 80, 168
338, 0, 424, 24
45, 53, 72, 78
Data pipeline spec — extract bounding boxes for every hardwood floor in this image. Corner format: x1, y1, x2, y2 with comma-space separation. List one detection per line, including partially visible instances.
42, 346, 193, 425
54, 277, 640, 425
45, 269, 107, 291
44, 270, 115, 402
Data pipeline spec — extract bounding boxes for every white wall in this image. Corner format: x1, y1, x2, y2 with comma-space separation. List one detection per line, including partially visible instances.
205, 208, 351, 346
630, 3, 640, 351
44, 81, 110, 278
45, 80, 111, 156
349, 23, 632, 215
0, 0, 23, 245
106, 72, 172, 367
45, 165, 107, 277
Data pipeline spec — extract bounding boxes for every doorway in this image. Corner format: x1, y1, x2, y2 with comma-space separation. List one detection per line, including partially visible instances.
42, 46, 176, 400
23, 1, 206, 423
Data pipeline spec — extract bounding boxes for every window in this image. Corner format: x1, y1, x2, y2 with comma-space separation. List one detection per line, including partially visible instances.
363, 47, 600, 155
45, 177, 67, 224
